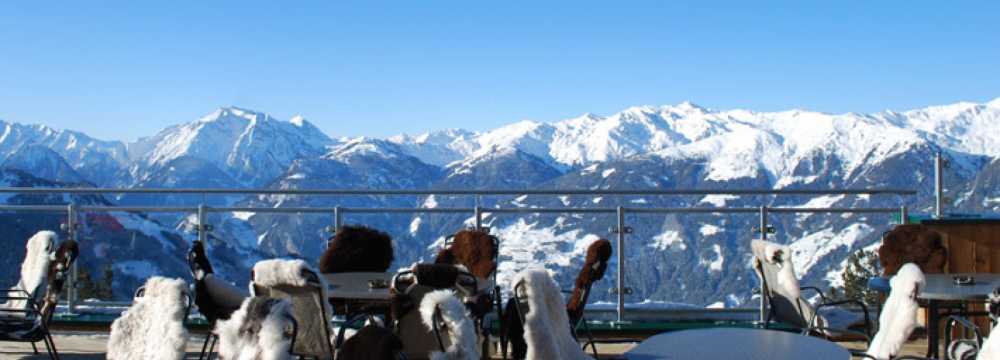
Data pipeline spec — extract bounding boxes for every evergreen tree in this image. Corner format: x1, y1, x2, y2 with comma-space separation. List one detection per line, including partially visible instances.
829, 249, 882, 305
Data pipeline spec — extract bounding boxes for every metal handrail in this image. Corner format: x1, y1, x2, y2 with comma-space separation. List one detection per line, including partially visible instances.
0, 186, 916, 321
0, 187, 916, 196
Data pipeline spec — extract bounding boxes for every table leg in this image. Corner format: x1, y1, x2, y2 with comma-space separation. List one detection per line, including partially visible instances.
927, 300, 940, 359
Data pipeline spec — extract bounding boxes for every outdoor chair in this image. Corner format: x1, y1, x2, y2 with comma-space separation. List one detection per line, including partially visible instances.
214, 296, 299, 360
0, 233, 76, 360
417, 289, 480, 360
187, 240, 249, 360
941, 286, 1000, 360
751, 239, 874, 343
508, 268, 593, 360
435, 228, 504, 358
337, 322, 405, 360
854, 263, 933, 360
107, 276, 192, 360
389, 263, 479, 360
251, 259, 335, 360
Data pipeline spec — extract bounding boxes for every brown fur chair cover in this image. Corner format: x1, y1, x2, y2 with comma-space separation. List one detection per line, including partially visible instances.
319, 225, 394, 274
337, 325, 404, 360
879, 224, 948, 276
434, 229, 497, 279
566, 239, 612, 324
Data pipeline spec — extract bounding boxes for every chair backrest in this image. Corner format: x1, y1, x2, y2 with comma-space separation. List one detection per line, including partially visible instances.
878, 224, 947, 276
252, 259, 333, 360
390, 264, 477, 360
436, 230, 501, 321
40, 239, 79, 322
750, 239, 816, 329
2, 231, 56, 312
866, 263, 925, 359
510, 268, 591, 360
319, 225, 395, 274
437, 229, 499, 280
566, 239, 612, 326
215, 296, 298, 360
418, 289, 480, 360
107, 276, 191, 360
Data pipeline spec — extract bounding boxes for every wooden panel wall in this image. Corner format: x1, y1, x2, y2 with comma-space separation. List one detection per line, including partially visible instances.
924, 222, 1000, 337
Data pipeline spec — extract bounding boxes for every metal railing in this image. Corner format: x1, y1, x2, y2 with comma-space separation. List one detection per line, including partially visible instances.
0, 186, 916, 322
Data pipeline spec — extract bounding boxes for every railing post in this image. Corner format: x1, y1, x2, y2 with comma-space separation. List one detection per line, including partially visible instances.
935, 152, 944, 219
334, 206, 343, 231
616, 206, 626, 323
474, 205, 483, 230
758, 205, 768, 323
66, 202, 79, 314
197, 204, 208, 243
900, 205, 909, 225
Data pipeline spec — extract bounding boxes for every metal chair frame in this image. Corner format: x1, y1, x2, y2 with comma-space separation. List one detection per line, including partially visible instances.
0, 240, 78, 360
252, 269, 335, 360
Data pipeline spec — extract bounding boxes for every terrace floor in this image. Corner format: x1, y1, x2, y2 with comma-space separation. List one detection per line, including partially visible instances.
0, 330, 934, 359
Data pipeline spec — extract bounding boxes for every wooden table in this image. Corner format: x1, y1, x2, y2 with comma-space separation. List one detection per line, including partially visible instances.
624, 328, 850, 360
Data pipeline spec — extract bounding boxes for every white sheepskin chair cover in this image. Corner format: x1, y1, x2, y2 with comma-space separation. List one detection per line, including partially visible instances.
979, 328, 1000, 360
866, 263, 925, 360
1, 231, 56, 313
251, 258, 335, 358
419, 289, 480, 360
252, 259, 313, 288
215, 297, 295, 360
513, 267, 592, 360
759, 240, 801, 301
107, 276, 190, 360
976, 290, 1000, 360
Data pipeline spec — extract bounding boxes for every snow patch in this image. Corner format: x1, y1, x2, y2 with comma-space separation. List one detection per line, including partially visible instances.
649, 230, 686, 251
409, 217, 422, 235
699, 195, 738, 207
423, 195, 438, 208
699, 224, 722, 237
601, 168, 617, 178
699, 244, 723, 273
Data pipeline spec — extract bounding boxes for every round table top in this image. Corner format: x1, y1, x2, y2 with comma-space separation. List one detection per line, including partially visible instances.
624, 328, 850, 360
918, 273, 1000, 301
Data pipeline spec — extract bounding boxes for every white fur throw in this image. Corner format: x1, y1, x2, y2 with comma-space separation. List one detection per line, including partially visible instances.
252, 259, 313, 288
513, 268, 592, 360
977, 290, 1000, 360
866, 263, 925, 360
1, 231, 56, 312
979, 330, 1000, 360
107, 276, 190, 360
216, 297, 295, 360
760, 241, 801, 301
419, 290, 480, 360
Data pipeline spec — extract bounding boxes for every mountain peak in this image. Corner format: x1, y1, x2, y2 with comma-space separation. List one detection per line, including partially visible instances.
989, 97, 1000, 108
289, 115, 308, 127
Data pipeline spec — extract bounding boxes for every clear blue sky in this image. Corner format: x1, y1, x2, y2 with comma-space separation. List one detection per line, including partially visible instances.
1, 1, 998, 141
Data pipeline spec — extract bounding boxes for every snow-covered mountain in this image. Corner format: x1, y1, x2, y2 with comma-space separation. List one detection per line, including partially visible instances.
0, 120, 128, 185
125, 107, 333, 188
2, 98, 999, 305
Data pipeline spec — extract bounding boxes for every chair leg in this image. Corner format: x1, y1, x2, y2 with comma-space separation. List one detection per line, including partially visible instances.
208, 335, 218, 359
43, 332, 61, 360
31, 341, 39, 355
198, 333, 211, 360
